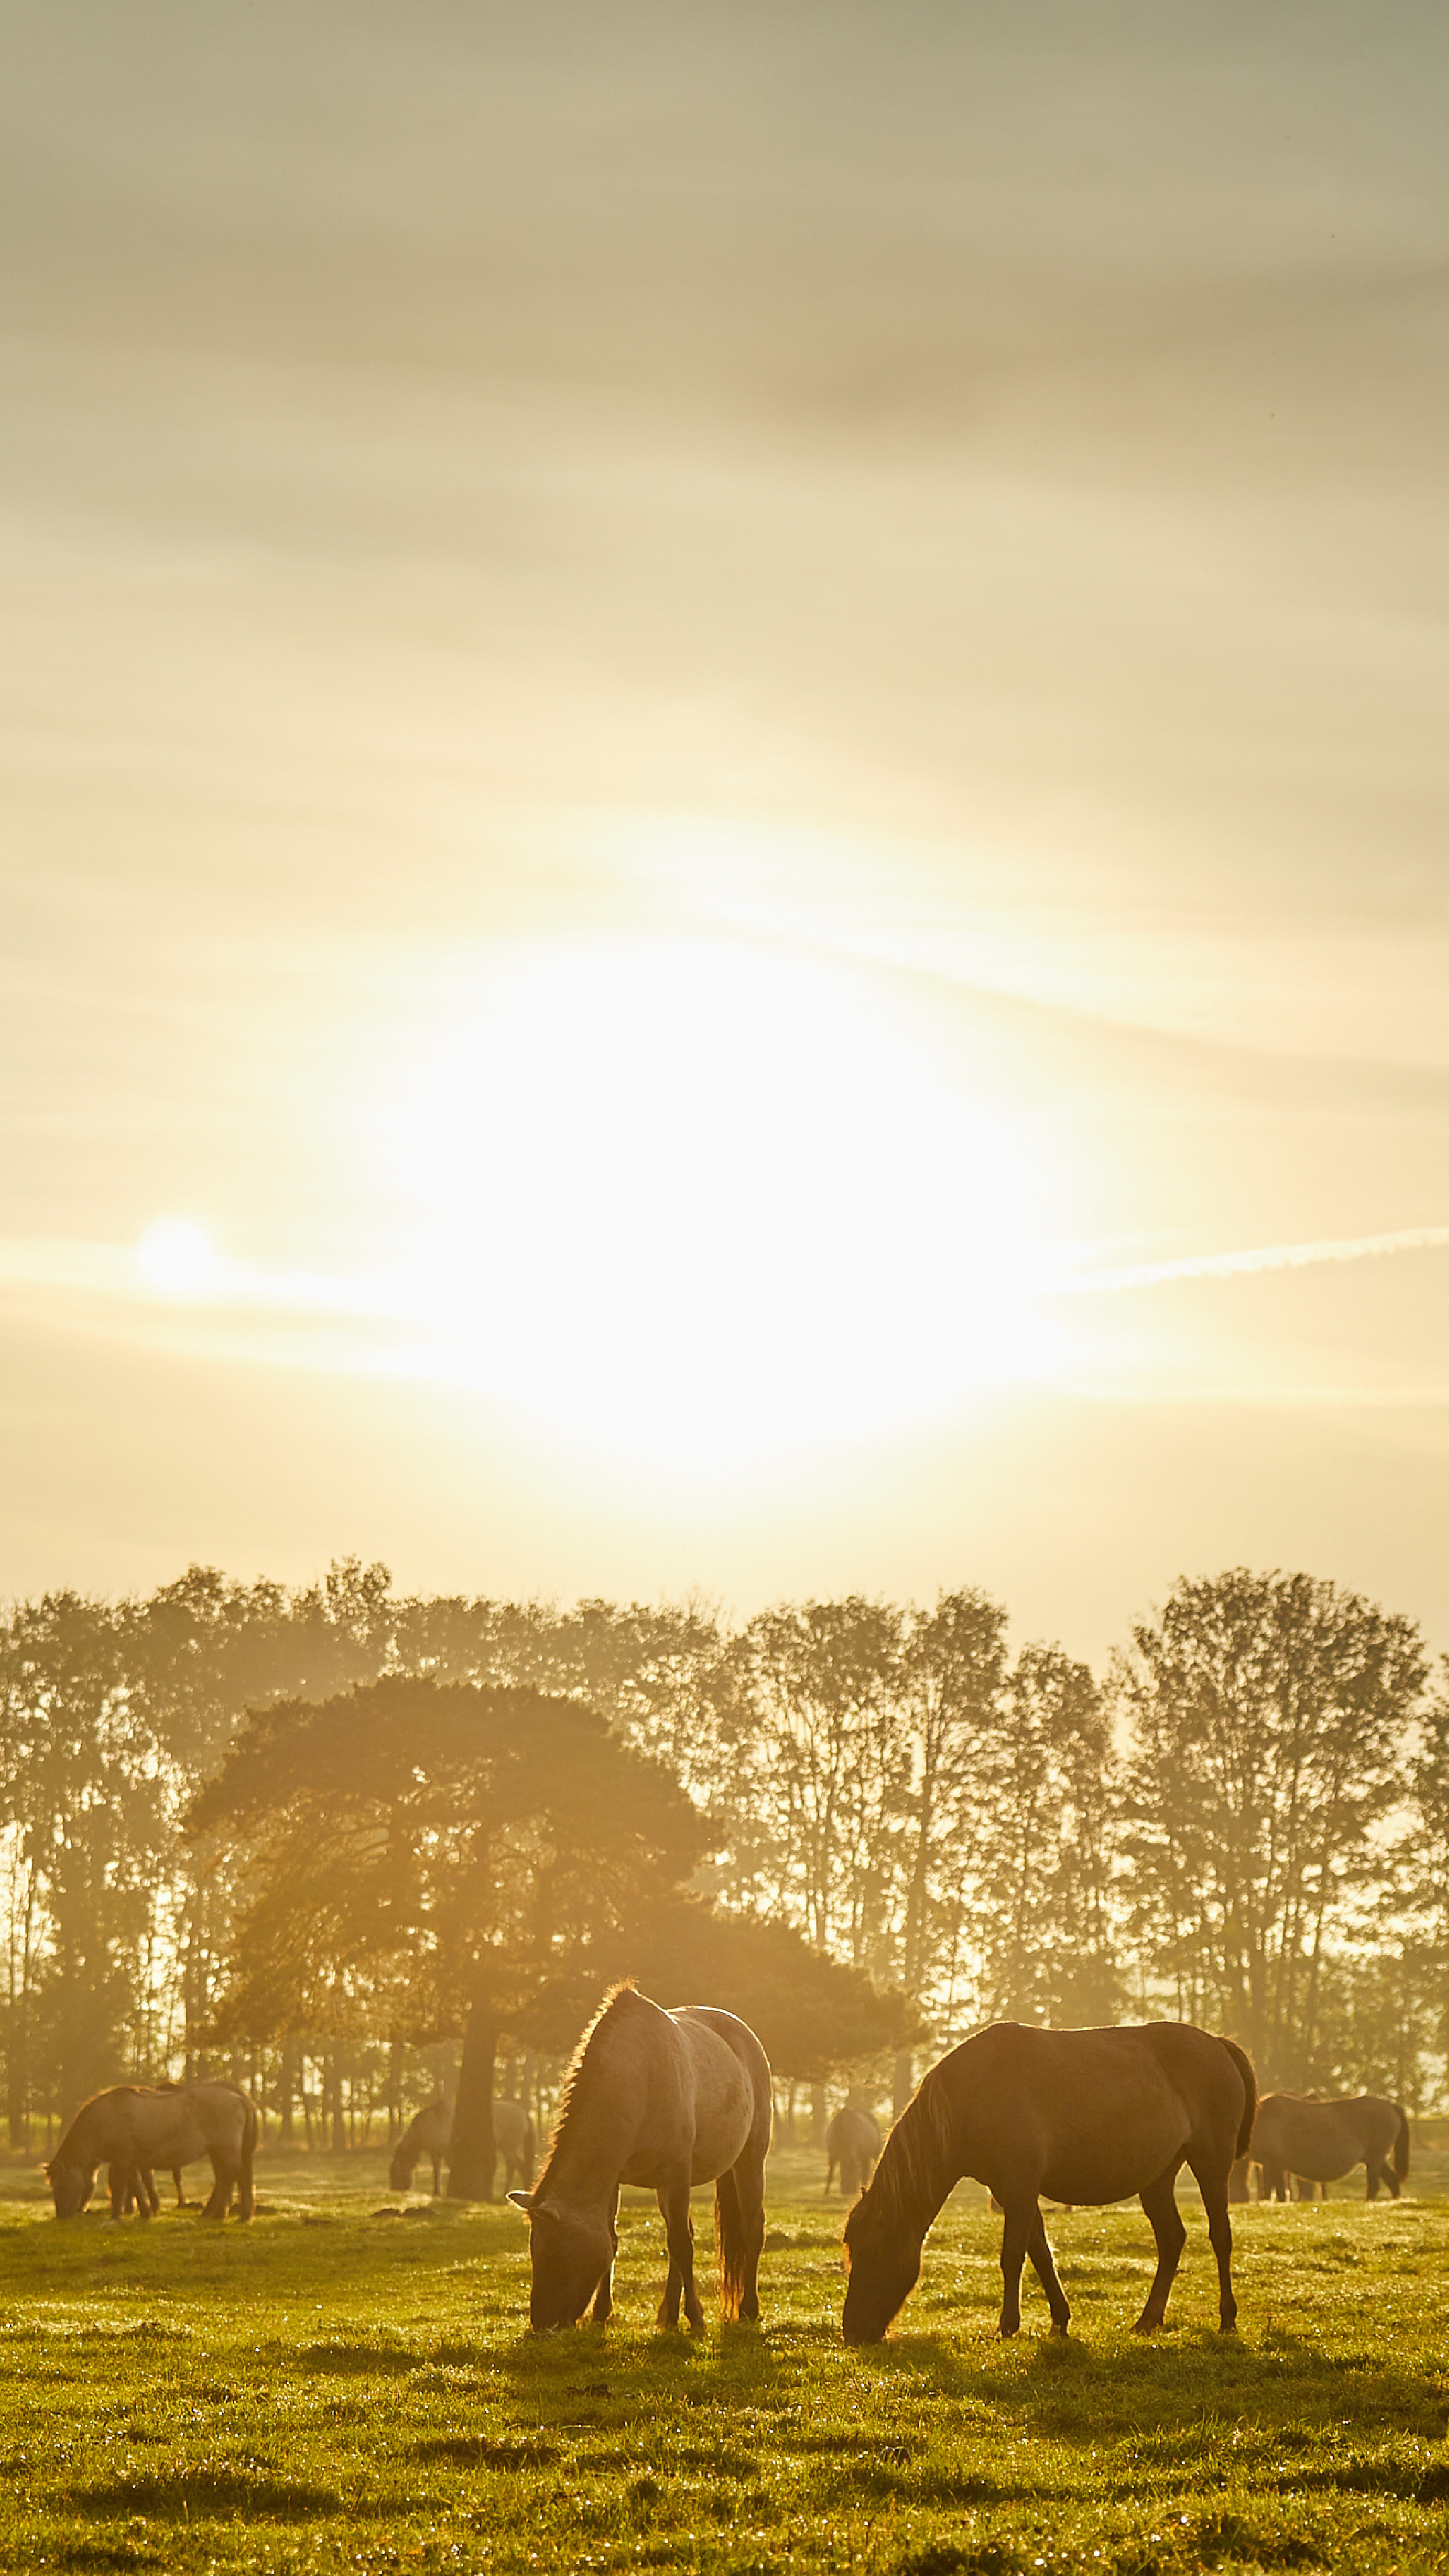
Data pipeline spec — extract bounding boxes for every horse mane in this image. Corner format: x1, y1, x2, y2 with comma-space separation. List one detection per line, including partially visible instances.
857, 2062, 957, 2237
531, 1982, 648, 2196
51, 2085, 144, 2165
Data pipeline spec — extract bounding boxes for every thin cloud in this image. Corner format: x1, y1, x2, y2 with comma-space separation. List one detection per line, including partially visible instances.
1044, 1223, 1449, 1297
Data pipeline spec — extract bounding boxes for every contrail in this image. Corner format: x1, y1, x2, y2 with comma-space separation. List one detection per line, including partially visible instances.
1045, 1223, 1449, 1297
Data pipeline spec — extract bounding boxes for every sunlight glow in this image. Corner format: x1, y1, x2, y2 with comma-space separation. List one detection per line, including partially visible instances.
362, 932, 1069, 1474
136, 1218, 223, 1299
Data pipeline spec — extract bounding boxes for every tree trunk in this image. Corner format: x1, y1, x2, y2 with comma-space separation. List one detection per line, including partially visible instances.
278, 2037, 297, 2145
447, 1998, 499, 2200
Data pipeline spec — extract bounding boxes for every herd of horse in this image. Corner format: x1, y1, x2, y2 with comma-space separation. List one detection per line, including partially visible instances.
42, 1987, 1413, 2343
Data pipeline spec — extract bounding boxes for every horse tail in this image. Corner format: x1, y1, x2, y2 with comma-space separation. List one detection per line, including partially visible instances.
237, 2096, 258, 2222
715, 2166, 751, 2321
1393, 2102, 1411, 2181
1217, 2037, 1258, 2160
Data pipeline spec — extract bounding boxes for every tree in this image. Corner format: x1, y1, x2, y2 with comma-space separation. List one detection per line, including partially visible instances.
734, 1599, 909, 1967
189, 1677, 707, 2196
893, 1589, 1012, 2100
0, 1592, 175, 2128
976, 1643, 1118, 2029
1116, 1570, 1425, 2080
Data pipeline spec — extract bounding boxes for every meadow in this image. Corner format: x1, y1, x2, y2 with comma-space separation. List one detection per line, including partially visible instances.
1, 2139, 1447, 2576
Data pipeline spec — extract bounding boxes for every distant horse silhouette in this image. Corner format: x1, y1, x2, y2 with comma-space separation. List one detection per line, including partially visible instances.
507, 1984, 772, 2331
1249, 2092, 1409, 2202
824, 2104, 881, 2197
48, 2081, 257, 2220
843, 2021, 1255, 2342
388, 2097, 535, 2196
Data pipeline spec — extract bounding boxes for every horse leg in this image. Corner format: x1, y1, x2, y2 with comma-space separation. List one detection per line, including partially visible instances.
590, 2187, 620, 2324
727, 2147, 767, 2324
107, 2165, 128, 2221
1183, 2152, 1238, 2333
1026, 2208, 1071, 2337
200, 2153, 232, 2220
431, 2152, 441, 2197
1383, 2156, 1402, 2201
657, 2176, 704, 2332
1132, 2161, 1187, 2334
997, 2199, 1034, 2337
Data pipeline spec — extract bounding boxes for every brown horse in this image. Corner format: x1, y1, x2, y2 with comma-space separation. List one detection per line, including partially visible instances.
842, 2021, 1256, 2343
824, 2104, 881, 2198
1250, 2092, 1409, 2202
506, 1985, 772, 2332
388, 2096, 535, 2196
48, 2082, 258, 2221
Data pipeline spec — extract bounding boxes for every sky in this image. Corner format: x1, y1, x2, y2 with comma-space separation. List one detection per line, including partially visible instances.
2, 0, 1446, 1666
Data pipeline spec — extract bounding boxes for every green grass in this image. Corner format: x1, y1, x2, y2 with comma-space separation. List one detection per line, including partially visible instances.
0, 2141, 1446, 2574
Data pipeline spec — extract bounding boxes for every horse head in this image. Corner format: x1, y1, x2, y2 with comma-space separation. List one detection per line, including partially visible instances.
507, 2190, 612, 2331
46, 2158, 95, 2220
841, 2185, 923, 2345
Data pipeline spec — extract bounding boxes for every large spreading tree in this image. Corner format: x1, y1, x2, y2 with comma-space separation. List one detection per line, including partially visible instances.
189, 1676, 706, 2196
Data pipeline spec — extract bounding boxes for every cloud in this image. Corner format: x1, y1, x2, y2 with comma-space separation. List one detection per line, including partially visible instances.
1044, 1223, 1449, 1298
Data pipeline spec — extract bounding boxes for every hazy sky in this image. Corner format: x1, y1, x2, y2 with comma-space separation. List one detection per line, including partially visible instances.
3, 0, 1446, 1663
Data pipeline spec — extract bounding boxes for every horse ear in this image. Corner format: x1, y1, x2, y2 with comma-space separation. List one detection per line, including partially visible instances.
506, 2189, 534, 2214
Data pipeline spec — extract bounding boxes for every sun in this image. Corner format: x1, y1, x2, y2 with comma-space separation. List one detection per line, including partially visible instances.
135, 1218, 222, 1299
358, 932, 1066, 1475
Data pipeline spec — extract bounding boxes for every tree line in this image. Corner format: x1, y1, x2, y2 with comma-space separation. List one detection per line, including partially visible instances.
1, 1556, 1444, 2177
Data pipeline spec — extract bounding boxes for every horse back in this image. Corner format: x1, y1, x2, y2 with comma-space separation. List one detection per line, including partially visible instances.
671, 2006, 771, 2179
949, 2023, 1241, 2206
1252, 2092, 1364, 2182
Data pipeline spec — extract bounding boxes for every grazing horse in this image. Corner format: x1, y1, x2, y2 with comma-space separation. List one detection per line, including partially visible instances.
506, 1984, 772, 2332
842, 2021, 1256, 2343
1250, 2092, 1409, 2202
48, 2080, 258, 2221
388, 2097, 535, 2196
824, 2104, 881, 2198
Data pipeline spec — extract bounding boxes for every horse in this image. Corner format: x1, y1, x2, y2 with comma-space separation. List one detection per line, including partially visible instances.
824, 2104, 881, 2198
841, 2020, 1256, 2343
47, 2081, 258, 2221
388, 2097, 535, 2196
506, 1984, 772, 2332
1249, 2092, 1409, 2202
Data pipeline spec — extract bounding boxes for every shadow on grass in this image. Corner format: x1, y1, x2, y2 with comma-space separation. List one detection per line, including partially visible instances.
289, 2336, 423, 2374
411, 2434, 559, 2467
70, 2469, 341, 2520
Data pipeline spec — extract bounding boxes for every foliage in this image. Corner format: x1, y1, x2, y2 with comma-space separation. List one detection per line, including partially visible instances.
0, 1557, 1442, 2133
189, 1676, 706, 2043
1115, 1571, 1427, 2078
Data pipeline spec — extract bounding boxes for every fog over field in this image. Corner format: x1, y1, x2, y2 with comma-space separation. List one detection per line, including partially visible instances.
1, 0, 1446, 1662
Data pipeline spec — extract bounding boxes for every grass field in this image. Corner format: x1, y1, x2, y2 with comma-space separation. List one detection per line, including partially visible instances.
1, 2139, 1447, 2575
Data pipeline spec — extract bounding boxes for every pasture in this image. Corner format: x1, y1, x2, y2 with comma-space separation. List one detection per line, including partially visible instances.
0, 2140, 1446, 2575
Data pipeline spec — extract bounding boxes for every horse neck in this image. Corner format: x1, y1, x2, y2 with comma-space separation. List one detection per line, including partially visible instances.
534, 2075, 635, 2209
873, 2080, 958, 2237
53, 2101, 92, 2163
